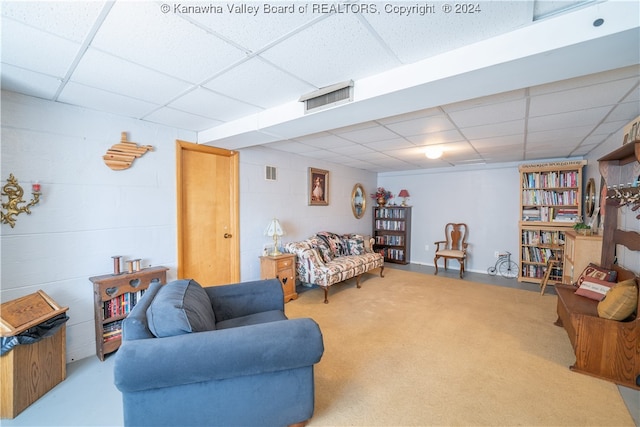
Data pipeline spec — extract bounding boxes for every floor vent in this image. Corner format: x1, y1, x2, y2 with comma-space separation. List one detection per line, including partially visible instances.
265, 165, 277, 181
299, 80, 353, 114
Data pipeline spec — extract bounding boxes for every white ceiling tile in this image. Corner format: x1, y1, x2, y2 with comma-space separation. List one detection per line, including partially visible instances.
169, 87, 261, 122
442, 89, 526, 112
529, 64, 640, 95
529, 79, 636, 116
0, 64, 62, 98
361, 138, 415, 151
144, 107, 223, 132
528, 106, 612, 132
338, 125, 399, 143
364, 1, 532, 64
1, 19, 81, 77
203, 58, 315, 109
384, 114, 455, 137
377, 107, 441, 125
1, 1, 107, 42
330, 144, 376, 156
91, 2, 246, 84
447, 99, 526, 128
527, 126, 593, 143
331, 121, 379, 134
260, 14, 399, 87
293, 133, 352, 149
461, 120, 524, 139
70, 49, 192, 104
188, 5, 319, 52
470, 135, 523, 148
406, 129, 465, 145
264, 141, 319, 154
58, 82, 159, 119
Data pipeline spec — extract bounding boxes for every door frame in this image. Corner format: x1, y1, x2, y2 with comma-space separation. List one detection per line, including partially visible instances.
176, 140, 240, 283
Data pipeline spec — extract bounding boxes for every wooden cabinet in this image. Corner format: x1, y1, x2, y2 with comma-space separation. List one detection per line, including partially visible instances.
260, 254, 297, 303
373, 206, 411, 264
562, 230, 603, 284
89, 266, 168, 360
518, 160, 585, 284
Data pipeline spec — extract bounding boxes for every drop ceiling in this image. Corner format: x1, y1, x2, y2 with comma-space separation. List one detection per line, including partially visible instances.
1, 0, 639, 172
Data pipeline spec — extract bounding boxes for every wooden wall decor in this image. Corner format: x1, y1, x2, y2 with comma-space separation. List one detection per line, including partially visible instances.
103, 132, 154, 170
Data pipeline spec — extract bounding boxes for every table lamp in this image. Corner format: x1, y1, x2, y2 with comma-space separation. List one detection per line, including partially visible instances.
398, 189, 410, 206
265, 218, 284, 256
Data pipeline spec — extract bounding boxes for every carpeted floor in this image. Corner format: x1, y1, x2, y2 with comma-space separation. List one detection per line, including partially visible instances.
285, 267, 635, 426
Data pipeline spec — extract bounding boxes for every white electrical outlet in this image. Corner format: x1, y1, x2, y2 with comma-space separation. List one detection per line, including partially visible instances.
494, 251, 500, 258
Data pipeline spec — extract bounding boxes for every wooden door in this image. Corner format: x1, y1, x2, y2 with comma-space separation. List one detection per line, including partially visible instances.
176, 140, 239, 286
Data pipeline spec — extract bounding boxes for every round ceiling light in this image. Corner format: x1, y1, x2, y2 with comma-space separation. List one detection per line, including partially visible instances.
425, 147, 443, 159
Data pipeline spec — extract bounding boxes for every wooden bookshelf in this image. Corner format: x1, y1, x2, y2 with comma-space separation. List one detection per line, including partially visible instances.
89, 266, 168, 360
518, 160, 585, 284
373, 206, 411, 264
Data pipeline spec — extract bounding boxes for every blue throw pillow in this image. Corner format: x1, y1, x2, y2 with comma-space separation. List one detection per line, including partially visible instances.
146, 279, 217, 338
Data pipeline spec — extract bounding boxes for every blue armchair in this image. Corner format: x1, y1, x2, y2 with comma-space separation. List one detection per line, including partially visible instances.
113, 278, 324, 427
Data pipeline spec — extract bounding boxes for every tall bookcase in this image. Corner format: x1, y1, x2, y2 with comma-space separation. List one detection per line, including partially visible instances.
518, 160, 585, 284
373, 206, 411, 264
89, 266, 168, 360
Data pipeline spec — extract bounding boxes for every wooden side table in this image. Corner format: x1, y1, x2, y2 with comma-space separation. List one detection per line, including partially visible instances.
260, 254, 298, 303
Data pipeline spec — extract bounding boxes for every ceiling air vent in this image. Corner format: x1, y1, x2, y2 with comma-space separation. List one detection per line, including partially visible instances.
299, 80, 354, 114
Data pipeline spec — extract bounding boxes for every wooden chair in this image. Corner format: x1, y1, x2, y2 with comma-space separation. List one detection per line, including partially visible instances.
434, 223, 468, 278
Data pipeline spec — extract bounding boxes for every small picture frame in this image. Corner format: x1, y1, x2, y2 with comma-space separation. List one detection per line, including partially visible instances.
309, 167, 329, 206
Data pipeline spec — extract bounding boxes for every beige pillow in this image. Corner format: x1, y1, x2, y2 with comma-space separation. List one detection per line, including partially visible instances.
597, 278, 638, 321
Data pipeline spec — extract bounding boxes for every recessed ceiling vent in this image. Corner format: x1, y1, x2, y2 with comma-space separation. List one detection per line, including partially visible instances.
299, 80, 354, 114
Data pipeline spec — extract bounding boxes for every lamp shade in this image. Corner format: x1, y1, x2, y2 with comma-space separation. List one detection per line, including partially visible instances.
264, 218, 284, 237
398, 189, 410, 198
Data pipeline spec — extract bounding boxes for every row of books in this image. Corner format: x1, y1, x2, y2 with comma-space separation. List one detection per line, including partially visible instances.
522, 189, 579, 206
522, 171, 579, 189
521, 207, 578, 222
374, 220, 406, 231
521, 230, 565, 246
375, 235, 405, 246
103, 320, 123, 342
521, 265, 563, 280
103, 289, 146, 320
521, 246, 561, 264
374, 208, 407, 219
382, 248, 405, 261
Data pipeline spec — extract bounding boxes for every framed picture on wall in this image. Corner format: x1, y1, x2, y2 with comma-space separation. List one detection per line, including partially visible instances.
309, 168, 329, 206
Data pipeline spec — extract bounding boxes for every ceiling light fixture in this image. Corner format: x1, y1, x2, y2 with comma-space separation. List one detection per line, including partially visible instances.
425, 147, 443, 159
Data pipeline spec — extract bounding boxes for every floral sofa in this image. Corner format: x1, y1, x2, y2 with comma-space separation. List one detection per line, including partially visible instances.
284, 231, 385, 303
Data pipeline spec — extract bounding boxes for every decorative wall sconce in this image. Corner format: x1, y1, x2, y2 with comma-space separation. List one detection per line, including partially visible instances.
1, 174, 41, 228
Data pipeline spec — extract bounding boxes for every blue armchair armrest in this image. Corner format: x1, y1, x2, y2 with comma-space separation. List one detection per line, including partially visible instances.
114, 317, 323, 393
205, 279, 284, 322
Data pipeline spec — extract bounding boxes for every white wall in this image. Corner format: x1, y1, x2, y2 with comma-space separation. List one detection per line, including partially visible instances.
0, 91, 376, 361
237, 145, 377, 280
378, 165, 521, 273
1, 91, 193, 361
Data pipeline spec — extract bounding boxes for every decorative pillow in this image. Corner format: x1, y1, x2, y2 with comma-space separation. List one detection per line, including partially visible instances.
575, 275, 616, 301
597, 279, 638, 320
316, 231, 349, 257
573, 263, 617, 286
309, 236, 333, 263
345, 235, 365, 255
146, 279, 217, 338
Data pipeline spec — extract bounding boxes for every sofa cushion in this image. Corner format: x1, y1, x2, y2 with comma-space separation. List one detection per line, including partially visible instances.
216, 310, 287, 330
147, 279, 217, 337
309, 236, 333, 263
597, 279, 638, 320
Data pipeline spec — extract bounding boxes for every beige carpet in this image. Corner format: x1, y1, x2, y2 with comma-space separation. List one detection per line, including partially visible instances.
284, 267, 634, 426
